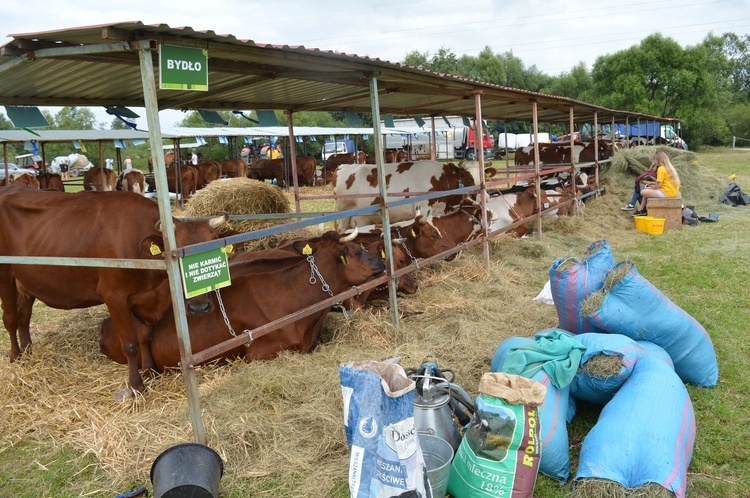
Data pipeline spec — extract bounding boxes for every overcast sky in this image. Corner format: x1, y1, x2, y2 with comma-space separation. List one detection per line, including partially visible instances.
2, 0, 749, 128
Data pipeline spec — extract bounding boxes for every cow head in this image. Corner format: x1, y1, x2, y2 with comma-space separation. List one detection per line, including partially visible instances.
399, 212, 453, 259
144, 214, 229, 315
290, 228, 385, 289
369, 240, 418, 295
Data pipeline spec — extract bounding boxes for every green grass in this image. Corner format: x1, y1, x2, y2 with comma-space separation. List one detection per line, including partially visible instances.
1, 148, 749, 497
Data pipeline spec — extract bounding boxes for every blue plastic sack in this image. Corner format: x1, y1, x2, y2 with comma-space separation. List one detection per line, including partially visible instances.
340, 361, 431, 498
585, 262, 719, 387
549, 240, 615, 334
570, 333, 673, 405
491, 333, 576, 483
575, 356, 695, 497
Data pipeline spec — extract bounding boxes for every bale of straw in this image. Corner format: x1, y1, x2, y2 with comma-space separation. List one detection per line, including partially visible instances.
181, 178, 291, 250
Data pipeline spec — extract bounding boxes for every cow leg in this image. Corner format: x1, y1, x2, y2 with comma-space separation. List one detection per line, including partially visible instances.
106, 308, 146, 392
133, 316, 158, 375
0, 272, 22, 360
15, 289, 35, 353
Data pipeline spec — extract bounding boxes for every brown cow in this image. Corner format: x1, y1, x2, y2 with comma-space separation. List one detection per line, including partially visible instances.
365, 150, 399, 164
430, 199, 490, 261
98, 230, 385, 370
166, 165, 199, 199
196, 161, 222, 189
83, 167, 117, 191
116, 169, 146, 195
325, 152, 365, 171
223, 158, 248, 178
514, 141, 614, 166
248, 158, 286, 186
295, 156, 317, 186
37, 172, 64, 192
0, 173, 40, 189
148, 153, 177, 169
0, 187, 227, 391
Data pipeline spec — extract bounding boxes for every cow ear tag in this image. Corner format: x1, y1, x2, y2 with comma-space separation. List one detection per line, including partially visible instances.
302, 244, 313, 255
410, 228, 416, 238
340, 255, 349, 265
149, 242, 162, 256
381, 250, 386, 259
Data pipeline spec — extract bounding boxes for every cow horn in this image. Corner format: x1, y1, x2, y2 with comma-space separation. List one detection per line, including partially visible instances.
340, 224, 359, 243
155, 220, 161, 231
208, 214, 229, 229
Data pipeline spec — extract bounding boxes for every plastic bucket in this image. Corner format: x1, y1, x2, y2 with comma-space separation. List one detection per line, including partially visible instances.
150, 443, 223, 498
634, 215, 652, 232
419, 434, 454, 498
647, 217, 665, 235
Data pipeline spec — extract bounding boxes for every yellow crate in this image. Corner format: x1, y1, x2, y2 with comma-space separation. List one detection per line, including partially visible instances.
634, 215, 653, 232
646, 217, 665, 235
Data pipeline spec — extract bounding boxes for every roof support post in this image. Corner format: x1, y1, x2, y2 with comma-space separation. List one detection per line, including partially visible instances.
369, 75, 399, 329
473, 92, 490, 272
569, 107, 577, 209
285, 110, 304, 236
593, 112, 600, 198
430, 116, 437, 161
531, 100, 543, 239
135, 40, 205, 444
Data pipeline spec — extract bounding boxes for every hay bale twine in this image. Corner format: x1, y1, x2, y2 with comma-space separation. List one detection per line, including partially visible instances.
182, 178, 291, 251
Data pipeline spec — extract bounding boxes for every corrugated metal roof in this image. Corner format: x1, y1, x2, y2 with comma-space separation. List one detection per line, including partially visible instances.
0, 21, 675, 125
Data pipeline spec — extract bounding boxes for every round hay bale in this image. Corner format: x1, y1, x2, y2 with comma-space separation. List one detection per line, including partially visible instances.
181, 178, 291, 251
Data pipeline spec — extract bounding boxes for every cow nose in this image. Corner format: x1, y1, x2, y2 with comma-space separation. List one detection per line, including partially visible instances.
187, 299, 213, 316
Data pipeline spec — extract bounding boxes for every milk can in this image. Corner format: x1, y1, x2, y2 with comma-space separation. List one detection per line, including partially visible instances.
407, 363, 475, 452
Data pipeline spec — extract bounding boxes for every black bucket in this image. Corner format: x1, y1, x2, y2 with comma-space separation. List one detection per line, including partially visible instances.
150, 443, 224, 498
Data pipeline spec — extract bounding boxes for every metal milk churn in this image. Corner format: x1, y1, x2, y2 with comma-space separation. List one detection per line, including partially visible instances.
407, 363, 475, 452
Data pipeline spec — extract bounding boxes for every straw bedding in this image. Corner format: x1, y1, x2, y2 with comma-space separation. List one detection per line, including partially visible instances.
0, 148, 713, 495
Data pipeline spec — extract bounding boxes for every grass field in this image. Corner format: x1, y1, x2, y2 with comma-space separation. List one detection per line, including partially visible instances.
0, 147, 749, 497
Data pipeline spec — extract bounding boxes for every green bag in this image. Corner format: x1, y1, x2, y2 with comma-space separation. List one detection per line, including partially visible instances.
447, 373, 546, 497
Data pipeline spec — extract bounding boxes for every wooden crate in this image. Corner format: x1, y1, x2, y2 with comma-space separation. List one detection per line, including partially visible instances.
647, 197, 683, 230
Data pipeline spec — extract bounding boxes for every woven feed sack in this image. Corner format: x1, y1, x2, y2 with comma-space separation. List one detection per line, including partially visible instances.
491, 335, 575, 482
340, 360, 430, 498
570, 333, 673, 405
575, 356, 695, 498
448, 373, 547, 497
585, 262, 719, 387
549, 239, 615, 334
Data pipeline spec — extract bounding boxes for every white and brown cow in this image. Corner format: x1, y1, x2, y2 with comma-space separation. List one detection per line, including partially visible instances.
486, 185, 549, 237
116, 169, 146, 195
333, 160, 477, 231
514, 141, 613, 166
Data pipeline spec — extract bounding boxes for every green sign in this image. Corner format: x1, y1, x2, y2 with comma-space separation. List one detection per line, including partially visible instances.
180, 247, 231, 298
159, 44, 208, 91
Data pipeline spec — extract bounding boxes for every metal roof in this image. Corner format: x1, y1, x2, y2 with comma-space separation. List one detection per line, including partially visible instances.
0, 21, 675, 126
